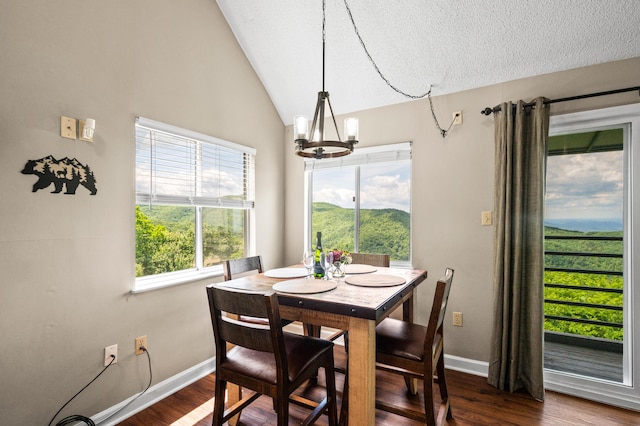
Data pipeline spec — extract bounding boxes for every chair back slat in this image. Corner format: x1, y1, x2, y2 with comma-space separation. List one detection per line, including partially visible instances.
223, 255, 264, 281
207, 286, 284, 354
219, 316, 274, 352
350, 253, 390, 267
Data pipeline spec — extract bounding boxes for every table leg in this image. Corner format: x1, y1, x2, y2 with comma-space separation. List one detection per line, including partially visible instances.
347, 317, 376, 426
402, 292, 414, 323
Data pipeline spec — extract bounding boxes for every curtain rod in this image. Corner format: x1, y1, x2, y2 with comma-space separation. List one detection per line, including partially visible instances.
480, 86, 640, 116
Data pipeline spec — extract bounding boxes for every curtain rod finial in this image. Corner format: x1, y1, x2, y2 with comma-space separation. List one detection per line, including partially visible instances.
481, 107, 494, 116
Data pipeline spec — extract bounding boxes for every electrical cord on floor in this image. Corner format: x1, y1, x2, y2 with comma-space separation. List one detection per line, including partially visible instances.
48, 347, 153, 426
100, 346, 153, 424
47, 355, 116, 426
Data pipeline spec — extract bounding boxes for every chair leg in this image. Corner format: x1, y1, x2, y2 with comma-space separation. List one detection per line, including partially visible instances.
338, 332, 349, 425
276, 396, 289, 426
212, 379, 226, 426
423, 359, 437, 426
404, 376, 419, 395
325, 362, 338, 426
435, 352, 452, 420
338, 368, 348, 426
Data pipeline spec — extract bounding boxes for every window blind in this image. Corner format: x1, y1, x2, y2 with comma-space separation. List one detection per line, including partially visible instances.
135, 117, 255, 208
303, 142, 411, 171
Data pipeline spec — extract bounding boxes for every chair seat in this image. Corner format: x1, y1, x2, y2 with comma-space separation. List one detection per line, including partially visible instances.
222, 332, 335, 384
376, 317, 427, 362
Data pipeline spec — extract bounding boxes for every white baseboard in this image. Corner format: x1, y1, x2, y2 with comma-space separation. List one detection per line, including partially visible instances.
444, 354, 489, 377
93, 357, 216, 425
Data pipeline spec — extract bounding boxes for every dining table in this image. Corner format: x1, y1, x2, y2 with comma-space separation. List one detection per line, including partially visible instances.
214, 264, 428, 426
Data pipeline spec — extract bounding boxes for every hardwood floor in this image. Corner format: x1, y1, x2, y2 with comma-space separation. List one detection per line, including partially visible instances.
118, 346, 638, 425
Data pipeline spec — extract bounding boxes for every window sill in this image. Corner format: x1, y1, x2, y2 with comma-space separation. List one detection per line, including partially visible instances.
132, 266, 223, 294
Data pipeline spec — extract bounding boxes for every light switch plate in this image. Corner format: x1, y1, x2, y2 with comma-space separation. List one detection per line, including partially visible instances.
61, 116, 77, 140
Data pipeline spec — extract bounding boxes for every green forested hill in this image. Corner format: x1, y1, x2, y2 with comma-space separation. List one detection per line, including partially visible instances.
311, 202, 410, 261
137, 203, 624, 341
543, 226, 623, 340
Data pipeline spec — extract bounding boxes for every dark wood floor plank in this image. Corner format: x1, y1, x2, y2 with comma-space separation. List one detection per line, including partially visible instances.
118, 346, 638, 425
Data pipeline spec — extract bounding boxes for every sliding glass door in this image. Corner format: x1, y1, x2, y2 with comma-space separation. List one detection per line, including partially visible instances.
543, 104, 640, 410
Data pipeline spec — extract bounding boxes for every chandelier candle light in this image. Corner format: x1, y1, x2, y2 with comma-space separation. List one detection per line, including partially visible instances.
294, 0, 359, 159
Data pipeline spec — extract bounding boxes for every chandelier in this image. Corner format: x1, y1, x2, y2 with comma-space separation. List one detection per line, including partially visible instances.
294, 0, 359, 159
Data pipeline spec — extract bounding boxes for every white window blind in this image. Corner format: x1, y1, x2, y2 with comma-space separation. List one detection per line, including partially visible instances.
304, 142, 411, 171
135, 117, 255, 208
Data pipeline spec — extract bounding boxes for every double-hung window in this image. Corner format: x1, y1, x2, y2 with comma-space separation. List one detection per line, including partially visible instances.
134, 117, 255, 291
304, 142, 411, 266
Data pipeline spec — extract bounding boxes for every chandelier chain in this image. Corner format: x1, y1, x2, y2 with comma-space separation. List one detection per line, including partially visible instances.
342, 0, 455, 137
342, 0, 429, 99
428, 90, 456, 138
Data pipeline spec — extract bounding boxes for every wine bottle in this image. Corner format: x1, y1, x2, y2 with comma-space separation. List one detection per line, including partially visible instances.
313, 231, 324, 278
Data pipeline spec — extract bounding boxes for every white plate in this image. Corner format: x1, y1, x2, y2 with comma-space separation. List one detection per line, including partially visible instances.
345, 274, 406, 287
264, 267, 309, 279
272, 278, 337, 294
344, 264, 377, 274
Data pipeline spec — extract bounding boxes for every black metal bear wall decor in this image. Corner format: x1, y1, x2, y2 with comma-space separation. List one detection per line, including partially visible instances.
21, 155, 97, 195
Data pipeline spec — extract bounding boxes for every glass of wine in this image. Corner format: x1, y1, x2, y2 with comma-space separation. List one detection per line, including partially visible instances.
302, 250, 314, 279
323, 251, 334, 280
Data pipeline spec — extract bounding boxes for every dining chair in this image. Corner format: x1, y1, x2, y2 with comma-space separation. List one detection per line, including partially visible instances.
349, 252, 390, 267
374, 267, 455, 425
207, 285, 338, 426
223, 255, 264, 281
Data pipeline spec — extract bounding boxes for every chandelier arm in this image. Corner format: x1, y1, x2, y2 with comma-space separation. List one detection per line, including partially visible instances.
342, 0, 430, 99
318, 93, 326, 141
309, 92, 323, 142
325, 95, 343, 141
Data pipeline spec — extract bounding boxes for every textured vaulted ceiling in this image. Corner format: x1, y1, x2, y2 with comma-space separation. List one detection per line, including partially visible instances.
216, 0, 640, 125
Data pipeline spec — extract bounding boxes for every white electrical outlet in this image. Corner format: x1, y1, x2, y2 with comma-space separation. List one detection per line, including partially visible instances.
104, 344, 118, 366
452, 312, 463, 327
135, 335, 147, 355
481, 211, 493, 226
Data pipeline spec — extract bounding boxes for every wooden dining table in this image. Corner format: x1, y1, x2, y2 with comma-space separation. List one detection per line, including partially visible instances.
215, 265, 428, 425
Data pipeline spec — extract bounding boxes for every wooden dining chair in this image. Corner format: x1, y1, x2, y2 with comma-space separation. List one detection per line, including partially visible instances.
207, 285, 338, 426
223, 255, 263, 281
349, 252, 390, 267
374, 267, 454, 425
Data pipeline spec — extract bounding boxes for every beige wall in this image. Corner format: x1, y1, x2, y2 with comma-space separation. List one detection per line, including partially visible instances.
0, 1, 283, 425
284, 56, 640, 363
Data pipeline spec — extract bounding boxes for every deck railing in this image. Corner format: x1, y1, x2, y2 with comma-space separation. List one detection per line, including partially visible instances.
544, 234, 623, 345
